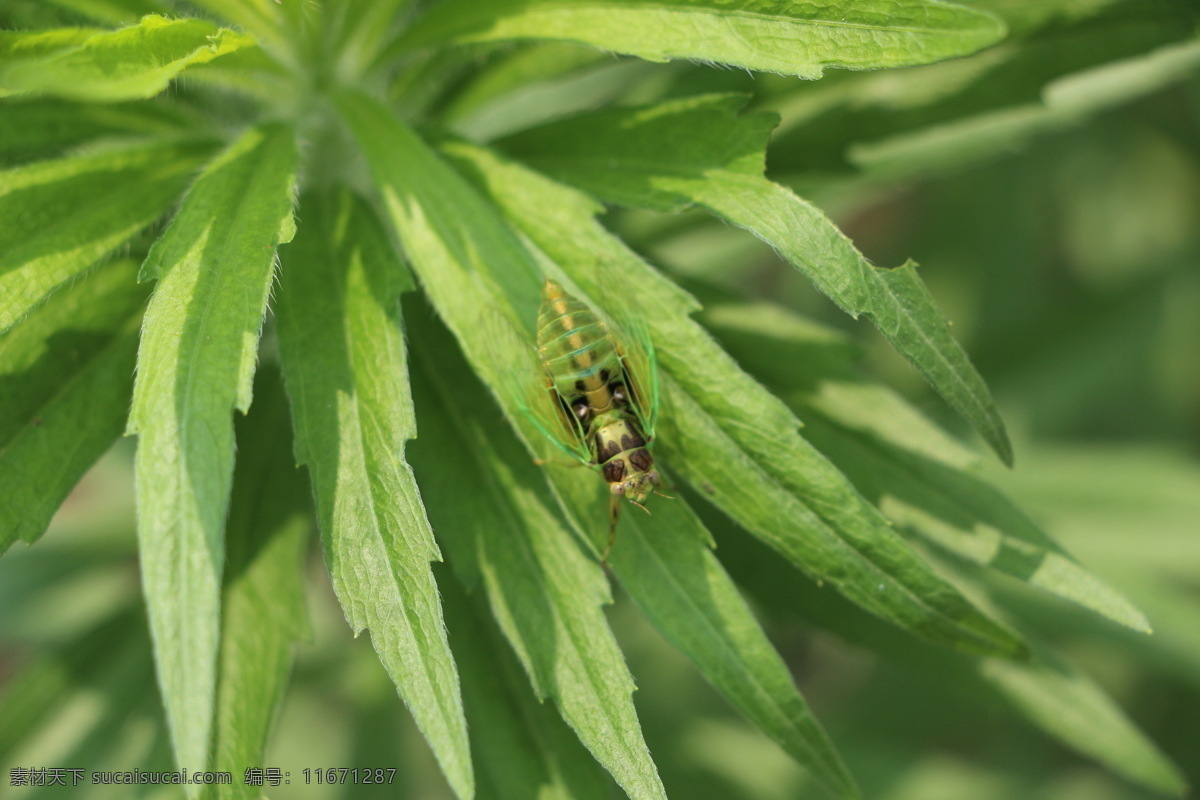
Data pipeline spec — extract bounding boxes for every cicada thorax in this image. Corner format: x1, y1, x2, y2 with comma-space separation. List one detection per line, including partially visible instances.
536, 280, 660, 503
593, 412, 659, 504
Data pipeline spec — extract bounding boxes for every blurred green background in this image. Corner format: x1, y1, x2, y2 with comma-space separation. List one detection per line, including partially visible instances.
3, 6, 1199, 800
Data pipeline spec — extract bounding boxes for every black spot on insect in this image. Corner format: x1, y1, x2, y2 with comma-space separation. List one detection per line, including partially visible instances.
602, 459, 626, 483
629, 448, 653, 472
574, 380, 586, 393
620, 431, 645, 450
597, 439, 621, 462
600, 368, 611, 383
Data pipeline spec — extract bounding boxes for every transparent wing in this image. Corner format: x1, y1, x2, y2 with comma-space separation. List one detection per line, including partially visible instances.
478, 307, 593, 465
610, 311, 659, 440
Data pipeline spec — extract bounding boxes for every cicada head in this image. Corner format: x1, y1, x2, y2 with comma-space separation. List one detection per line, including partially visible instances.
611, 467, 660, 505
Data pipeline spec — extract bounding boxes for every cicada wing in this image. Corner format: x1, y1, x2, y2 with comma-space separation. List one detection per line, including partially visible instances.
478, 307, 593, 465
522, 370, 594, 465
609, 311, 659, 440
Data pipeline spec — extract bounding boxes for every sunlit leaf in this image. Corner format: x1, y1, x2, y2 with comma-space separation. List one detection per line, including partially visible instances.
274, 190, 472, 800
0, 15, 253, 101
410, 313, 669, 800
501, 94, 1014, 465
0, 139, 212, 333
445, 139, 1024, 660
697, 296, 1151, 632
126, 123, 296, 784
396, 0, 1006, 78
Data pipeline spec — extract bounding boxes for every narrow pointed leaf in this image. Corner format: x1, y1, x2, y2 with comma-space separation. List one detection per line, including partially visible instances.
410, 315, 669, 800
610, 487, 861, 800
0, 139, 212, 333
206, 368, 310, 800
501, 94, 1013, 465
445, 140, 1024, 659
439, 580, 612, 800
396, 0, 1006, 78
335, 90, 654, 800
274, 191, 472, 800
698, 298, 1151, 632
0, 15, 253, 101
717, 516, 1184, 798
0, 259, 146, 553
126, 123, 296, 784
334, 90, 854, 799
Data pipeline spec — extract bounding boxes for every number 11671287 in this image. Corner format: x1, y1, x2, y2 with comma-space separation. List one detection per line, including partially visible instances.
302, 768, 396, 785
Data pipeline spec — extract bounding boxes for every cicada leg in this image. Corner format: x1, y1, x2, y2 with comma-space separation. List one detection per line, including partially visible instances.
603, 494, 620, 565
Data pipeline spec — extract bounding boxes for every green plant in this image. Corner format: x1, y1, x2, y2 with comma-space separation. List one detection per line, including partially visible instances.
2, 1, 1197, 799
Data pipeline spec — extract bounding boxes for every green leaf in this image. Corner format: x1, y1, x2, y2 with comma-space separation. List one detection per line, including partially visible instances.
207, 367, 310, 800
439, 580, 613, 800
0, 97, 193, 164
334, 90, 642, 800
0, 15, 253, 101
274, 190, 471, 800
395, 0, 1006, 78
500, 94, 1014, 465
697, 297, 1151, 632
443, 140, 1025, 660
409, 314, 668, 800
981, 647, 1187, 795
126, 123, 296, 784
610, 497, 860, 800
715, 513, 1185, 797
337, 90, 857, 800
0, 258, 146, 553
0, 139, 212, 333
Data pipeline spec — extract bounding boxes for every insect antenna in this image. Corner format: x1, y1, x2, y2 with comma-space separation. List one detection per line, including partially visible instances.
629, 499, 652, 515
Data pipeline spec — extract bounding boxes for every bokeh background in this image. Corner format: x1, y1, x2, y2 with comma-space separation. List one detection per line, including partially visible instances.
2, 2, 1198, 798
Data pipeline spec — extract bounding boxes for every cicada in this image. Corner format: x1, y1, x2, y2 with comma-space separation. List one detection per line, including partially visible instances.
526, 279, 663, 558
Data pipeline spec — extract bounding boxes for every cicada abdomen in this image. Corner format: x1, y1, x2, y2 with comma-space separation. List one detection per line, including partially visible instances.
534, 279, 662, 557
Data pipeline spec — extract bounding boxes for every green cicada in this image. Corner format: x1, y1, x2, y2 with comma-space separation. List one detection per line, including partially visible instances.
524, 279, 663, 558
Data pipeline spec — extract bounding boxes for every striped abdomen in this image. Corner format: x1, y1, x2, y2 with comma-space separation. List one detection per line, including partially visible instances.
536, 280, 622, 414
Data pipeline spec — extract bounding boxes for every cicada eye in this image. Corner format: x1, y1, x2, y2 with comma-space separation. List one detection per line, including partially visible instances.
611, 382, 627, 405
572, 399, 591, 421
